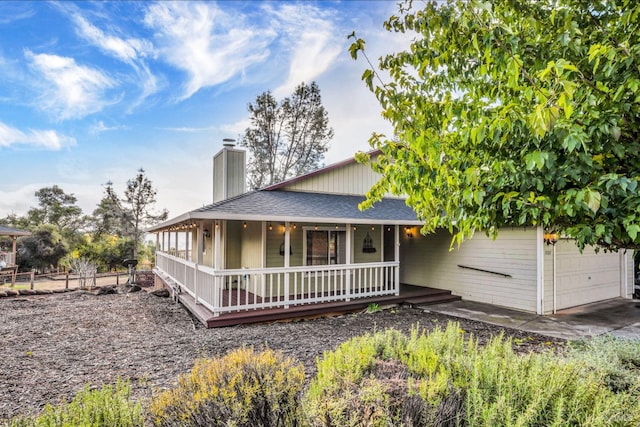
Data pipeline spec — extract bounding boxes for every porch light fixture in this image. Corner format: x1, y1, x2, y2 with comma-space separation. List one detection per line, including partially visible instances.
269, 223, 273, 231
314, 225, 318, 230
203, 228, 211, 238
371, 226, 375, 231
544, 232, 559, 245
293, 223, 297, 229
243, 222, 247, 228
405, 226, 413, 238
353, 226, 357, 231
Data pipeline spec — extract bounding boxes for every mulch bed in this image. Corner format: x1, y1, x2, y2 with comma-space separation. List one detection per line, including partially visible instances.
0, 288, 565, 419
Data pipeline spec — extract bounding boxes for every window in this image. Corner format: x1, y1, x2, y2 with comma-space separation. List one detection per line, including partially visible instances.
305, 229, 346, 265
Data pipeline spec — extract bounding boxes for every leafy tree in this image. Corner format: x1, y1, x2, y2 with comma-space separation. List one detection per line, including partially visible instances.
240, 81, 334, 188
122, 169, 168, 259
17, 225, 68, 273
350, 0, 640, 250
26, 186, 87, 236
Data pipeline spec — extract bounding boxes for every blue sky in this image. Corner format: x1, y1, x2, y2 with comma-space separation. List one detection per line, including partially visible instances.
0, 1, 405, 219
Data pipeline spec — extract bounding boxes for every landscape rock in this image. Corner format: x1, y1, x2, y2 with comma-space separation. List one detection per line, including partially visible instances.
150, 288, 170, 298
17, 289, 36, 296
0, 291, 6, 298
94, 286, 117, 296
124, 284, 142, 293
4, 290, 18, 297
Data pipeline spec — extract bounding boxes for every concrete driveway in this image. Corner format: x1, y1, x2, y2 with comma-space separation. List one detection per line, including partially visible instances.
422, 298, 640, 340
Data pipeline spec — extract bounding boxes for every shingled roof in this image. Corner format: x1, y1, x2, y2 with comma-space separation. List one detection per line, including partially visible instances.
148, 190, 421, 232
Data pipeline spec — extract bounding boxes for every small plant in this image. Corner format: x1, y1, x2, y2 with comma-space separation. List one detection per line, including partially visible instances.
149, 347, 305, 427
366, 303, 381, 313
3, 380, 143, 427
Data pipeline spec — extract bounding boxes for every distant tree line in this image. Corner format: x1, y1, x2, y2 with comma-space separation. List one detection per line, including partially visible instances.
0, 169, 167, 274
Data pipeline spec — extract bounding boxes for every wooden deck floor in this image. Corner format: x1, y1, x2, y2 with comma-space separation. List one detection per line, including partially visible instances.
177, 284, 460, 328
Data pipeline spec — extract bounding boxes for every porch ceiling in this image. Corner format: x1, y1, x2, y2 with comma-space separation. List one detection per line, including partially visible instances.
0, 226, 31, 237
148, 190, 422, 232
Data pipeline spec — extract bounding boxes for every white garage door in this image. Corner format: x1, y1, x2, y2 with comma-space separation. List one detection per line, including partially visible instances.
555, 239, 621, 310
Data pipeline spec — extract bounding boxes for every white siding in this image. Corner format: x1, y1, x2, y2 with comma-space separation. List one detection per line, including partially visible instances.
280, 161, 397, 197
400, 228, 539, 312
552, 239, 622, 310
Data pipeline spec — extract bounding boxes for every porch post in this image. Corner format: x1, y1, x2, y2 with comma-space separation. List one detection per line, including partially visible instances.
346, 223, 351, 300
213, 220, 222, 315
261, 222, 266, 299
284, 221, 290, 309
196, 224, 204, 264
12, 236, 16, 255
174, 230, 179, 257
185, 228, 190, 261
394, 225, 400, 295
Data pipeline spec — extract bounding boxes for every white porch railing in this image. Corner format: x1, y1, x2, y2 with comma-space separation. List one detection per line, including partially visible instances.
155, 251, 399, 316
0, 251, 16, 267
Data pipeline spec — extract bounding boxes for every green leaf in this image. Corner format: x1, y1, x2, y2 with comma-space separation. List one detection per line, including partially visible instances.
584, 189, 601, 214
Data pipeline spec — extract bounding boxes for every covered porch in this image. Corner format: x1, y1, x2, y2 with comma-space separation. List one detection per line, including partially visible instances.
0, 226, 31, 285
147, 191, 446, 327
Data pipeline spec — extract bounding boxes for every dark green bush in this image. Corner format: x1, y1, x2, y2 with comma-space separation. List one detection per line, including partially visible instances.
149, 347, 305, 427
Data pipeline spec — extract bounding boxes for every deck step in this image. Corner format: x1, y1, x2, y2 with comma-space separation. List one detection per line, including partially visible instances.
403, 293, 461, 307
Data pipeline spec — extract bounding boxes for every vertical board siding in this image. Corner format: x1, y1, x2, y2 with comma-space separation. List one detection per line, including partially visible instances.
353, 226, 383, 264
240, 221, 263, 269
213, 152, 224, 203
280, 161, 397, 196
226, 221, 241, 269
227, 151, 245, 198
400, 228, 538, 312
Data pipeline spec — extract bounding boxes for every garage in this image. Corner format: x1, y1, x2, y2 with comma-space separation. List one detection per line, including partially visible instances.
554, 239, 622, 310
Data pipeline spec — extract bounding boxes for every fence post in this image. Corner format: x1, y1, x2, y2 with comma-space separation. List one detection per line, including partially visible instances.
65, 270, 69, 289
116, 270, 119, 285
30, 271, 35, 289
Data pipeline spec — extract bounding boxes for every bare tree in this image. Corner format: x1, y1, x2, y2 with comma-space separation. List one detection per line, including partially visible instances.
240, 81, 334, 188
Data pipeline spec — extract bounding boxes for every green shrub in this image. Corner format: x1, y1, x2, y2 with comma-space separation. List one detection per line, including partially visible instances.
149, 347, 305, 427
305, 323, 640, 427
566, 335, 640, 394
3, 380, 143, 427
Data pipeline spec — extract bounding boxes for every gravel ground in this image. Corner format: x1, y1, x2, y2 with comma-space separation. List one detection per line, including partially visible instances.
0, 288, 565, 419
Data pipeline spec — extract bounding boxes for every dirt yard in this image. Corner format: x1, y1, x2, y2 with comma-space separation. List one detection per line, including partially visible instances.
0, 288, 565, 419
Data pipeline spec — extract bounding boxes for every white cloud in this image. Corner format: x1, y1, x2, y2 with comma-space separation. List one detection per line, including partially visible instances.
71, 12, 154, 63
144, 2, 273, 100
266, 4, 342, 97
90, 120, 128, 134
25, 50, 116, 120
67, 8, 160, 110
0, 121, 75, 150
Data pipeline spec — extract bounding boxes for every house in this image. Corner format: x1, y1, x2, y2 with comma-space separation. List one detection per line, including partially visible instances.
149, 144, 635, 327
